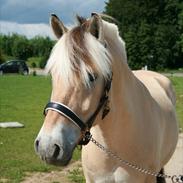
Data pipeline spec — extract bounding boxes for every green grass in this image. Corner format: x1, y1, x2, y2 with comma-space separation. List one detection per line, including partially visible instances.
68, 168, 85, 183
0, 75, 56, 183
0, 75, 81, 182
0, 75, 182, 182
169, 77, 183, 129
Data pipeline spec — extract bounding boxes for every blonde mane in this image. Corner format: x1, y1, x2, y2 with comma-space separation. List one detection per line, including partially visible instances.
46, 22, 114, 86
102, 20, 127, 63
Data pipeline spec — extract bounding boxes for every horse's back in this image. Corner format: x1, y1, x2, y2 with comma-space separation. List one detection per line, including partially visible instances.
133, 70, 176, 106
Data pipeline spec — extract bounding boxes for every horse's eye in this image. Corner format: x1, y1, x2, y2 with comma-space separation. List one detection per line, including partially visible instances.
88, 73, 97, 82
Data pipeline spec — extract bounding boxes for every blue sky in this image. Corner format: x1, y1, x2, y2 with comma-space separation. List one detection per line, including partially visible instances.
0, 0, 108, 38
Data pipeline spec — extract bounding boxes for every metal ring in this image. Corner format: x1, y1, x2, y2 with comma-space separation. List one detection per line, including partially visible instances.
171, 175, 180, 183
179, 175, 183, 183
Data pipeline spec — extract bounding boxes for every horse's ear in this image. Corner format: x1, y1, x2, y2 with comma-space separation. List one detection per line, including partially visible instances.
50, 14, 68, 39
76, 15, 87, 25
87, 14, 104, 43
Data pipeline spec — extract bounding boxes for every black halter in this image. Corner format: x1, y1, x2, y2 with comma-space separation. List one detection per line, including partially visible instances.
43, 75, 112, 145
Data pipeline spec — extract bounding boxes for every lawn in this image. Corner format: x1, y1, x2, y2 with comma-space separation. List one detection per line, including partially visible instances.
169, 77, 183, 129
0, 75, 81, 183
0, 75, 54, 183
0, 75, 182, 183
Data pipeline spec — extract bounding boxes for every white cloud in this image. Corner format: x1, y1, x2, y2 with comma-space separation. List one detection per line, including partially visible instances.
0, 0, 108, 39
0, 0, 107, 24
0, 21, 55, 39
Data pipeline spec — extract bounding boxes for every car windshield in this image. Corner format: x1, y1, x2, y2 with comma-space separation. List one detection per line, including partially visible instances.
6, 62, 15, 66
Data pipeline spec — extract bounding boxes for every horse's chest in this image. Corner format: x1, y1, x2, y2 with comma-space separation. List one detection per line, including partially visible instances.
83, 158, 146, 183
85, 166, 130, 183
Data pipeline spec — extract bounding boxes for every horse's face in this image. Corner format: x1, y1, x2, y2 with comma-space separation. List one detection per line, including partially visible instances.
35, 75, 104, 166
34, 14, 111, 166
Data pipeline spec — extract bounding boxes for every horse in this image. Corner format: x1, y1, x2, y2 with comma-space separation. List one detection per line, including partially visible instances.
34, 13, 179, 183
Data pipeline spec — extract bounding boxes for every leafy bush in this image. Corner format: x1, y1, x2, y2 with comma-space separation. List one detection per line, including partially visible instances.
31, 62, 37, 68
27, 57, 43, 68
39, 56, 48, 68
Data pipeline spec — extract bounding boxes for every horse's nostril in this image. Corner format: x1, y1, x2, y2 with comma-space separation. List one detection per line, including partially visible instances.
35, 140, 39, 152
53, 144, 61, 158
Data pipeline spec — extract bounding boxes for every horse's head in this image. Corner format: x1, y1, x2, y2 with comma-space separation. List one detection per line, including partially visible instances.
34, 14, 112, 166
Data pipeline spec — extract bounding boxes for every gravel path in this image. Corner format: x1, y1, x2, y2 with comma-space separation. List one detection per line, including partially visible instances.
165, 133, 183, 183
21, 161, 82, 183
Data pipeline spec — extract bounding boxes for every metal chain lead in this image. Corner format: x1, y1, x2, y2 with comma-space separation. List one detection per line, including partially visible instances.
90, 136, 183, 183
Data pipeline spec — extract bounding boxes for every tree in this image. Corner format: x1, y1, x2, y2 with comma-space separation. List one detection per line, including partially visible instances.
30, 36, 54, 57
12, 35, 33, 60
0, 34, 55, 64
105, 0, 183, 70
0, 50, 5, 64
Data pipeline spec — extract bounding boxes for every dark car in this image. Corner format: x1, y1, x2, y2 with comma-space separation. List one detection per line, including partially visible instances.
0, 60, 29, 75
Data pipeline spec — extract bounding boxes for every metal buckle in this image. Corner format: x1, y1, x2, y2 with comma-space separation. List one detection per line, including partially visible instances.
78, 131, 92, 145
171, 175, 183, 183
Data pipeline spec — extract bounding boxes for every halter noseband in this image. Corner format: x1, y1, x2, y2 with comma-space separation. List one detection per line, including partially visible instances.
43, 75, 112, 145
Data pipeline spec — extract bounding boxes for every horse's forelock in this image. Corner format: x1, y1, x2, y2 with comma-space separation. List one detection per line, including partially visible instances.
68, 26, 97, 73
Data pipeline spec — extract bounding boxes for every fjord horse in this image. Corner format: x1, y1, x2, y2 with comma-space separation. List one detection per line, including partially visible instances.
35, 14, 178, 183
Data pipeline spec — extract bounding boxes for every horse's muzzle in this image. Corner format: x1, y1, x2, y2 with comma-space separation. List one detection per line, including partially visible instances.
34, 139, 72, 166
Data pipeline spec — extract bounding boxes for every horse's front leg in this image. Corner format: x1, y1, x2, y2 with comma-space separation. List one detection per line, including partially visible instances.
83, 167, 95, 183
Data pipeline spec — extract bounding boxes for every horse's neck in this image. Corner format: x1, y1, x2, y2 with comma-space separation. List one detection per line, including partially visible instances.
94, 37, 140, 142
112, 58, 137, 109
109, 37, 137, 110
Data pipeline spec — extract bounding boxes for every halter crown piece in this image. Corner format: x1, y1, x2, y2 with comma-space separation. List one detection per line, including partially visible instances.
44, 74, 112, 145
